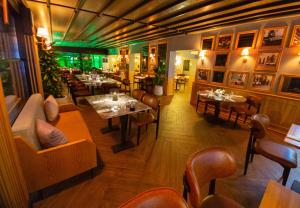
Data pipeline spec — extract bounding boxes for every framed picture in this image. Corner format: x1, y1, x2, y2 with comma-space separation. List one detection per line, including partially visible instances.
289, 25, 300, 47
260, 26, 287, 48
212, 70, 226, 84
227, 71, 249, 89
214, 52, 229, 68
250, 72, 275, 92
235, 30, 258, 49
255, 51, 281, 71
278, 74, 300, 98
196, 69, 210, 82
201, 36, 215, 50
216, 34, 233, 50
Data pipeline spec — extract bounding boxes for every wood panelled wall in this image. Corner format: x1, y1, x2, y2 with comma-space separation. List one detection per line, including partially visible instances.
191, 82, 300, 133
0, 79, 28, 207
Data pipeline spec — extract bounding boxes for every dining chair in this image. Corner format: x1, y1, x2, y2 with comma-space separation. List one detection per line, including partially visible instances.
100, 83, 120, 94
119, 188, 189, 208
120, 79, 131, 94
133, 74, 142, 89
129, 94, 160, 145
183, 147, 243, 208
69, 80, 92, 105
244, 114, 297, 185
196, 86, 215, 115
131, 89, 146, 101
228, 95, 262, 127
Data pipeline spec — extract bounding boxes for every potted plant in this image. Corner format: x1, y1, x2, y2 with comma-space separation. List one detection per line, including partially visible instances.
38, 38, 63, 98
153, 66, 166, 96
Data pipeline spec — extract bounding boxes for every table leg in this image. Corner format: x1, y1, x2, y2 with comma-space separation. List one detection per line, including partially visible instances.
101, 118, 119, 134
111, 115, 135, 153
214, 102, 220, 119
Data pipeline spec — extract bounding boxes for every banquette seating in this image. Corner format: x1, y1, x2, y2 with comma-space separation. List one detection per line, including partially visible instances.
12, 94, 97, 193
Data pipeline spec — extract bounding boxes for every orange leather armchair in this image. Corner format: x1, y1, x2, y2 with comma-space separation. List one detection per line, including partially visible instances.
183, 147, 243, 208
119, 188, 189, 208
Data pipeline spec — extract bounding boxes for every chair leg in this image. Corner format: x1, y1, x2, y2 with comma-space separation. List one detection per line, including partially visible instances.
282, 167, 291, 186
137, 126, 141, 145
204, 103, 208, 115
228, 109, 232, 121
244, 115, 248, 123
234, 114, 239, 128
183, 174, 189, 201
72, 95, 77, 105
208, 179, 216, 195
250, 151, 255, 162
244, 132, 254, 175
196, 95, 199, 112
156, 121, 159, 140
128, 119, 132, 137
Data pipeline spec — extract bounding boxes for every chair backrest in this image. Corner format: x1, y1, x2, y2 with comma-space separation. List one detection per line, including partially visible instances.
250, 114, 270, 139
246, 95, 262, 112
132, 89, 146, 101
119, 188, 189, 208
185, 147, 237, 208
142, 94, 159, 111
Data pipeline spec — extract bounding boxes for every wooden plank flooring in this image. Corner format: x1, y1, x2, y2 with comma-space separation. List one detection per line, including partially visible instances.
34, 86, 300, 208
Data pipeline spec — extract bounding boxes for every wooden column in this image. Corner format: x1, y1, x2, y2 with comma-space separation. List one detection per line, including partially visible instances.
0, 79, 28, 207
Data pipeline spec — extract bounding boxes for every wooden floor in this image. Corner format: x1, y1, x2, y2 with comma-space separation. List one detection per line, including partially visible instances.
34, 85, 300, 208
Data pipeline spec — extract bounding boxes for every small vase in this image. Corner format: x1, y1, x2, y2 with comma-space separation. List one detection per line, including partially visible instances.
153, 85, 163, 96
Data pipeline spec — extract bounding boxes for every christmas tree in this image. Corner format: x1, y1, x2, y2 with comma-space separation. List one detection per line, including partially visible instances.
38, 38, 62, 98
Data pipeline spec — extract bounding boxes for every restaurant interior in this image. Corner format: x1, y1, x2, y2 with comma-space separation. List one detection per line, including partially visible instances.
1, 1, 300, 208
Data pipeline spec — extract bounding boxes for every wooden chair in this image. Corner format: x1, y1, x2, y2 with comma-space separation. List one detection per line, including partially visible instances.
228, 95, 262, 127
132, 89, 146, 101
69, 80, 92, 105
133, 74, 142, 89
120, 79, 131, 94
129, 94, 160, 145
244, 114, 297, 185
141, 77, 153, 93
183, 147, 243, 208
119, 188, 189, 208
196, 87, 215, 115
176, 76, 187, 90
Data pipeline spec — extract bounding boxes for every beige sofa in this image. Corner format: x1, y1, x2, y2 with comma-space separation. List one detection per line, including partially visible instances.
12, 94, 97, 193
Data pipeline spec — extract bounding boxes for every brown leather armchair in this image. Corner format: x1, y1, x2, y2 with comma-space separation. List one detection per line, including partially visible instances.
132, 89, 146, 101
183, 147, 243, 208
129, 94, 160, 145
119, 188, 189, 208
244, 114, 297, 185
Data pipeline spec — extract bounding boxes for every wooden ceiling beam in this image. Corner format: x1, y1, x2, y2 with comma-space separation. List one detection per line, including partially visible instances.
71, 0, 116, 40
80, 0, 150, 40
97, 7, 300, 48
91, 0, 244, 44
89, 0, 216, 42
94, 1, 299, 47
62, 0, 86, 40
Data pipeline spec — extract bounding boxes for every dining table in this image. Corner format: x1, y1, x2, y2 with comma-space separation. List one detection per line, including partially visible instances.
85, 93, 151, 153
76, 74, 120, 95
259, 180, 300, 208
197, 89, 247, 121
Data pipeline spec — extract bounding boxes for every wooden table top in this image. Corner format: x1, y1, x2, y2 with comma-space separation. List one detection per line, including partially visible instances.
85, 94, 151, 119
284, 124, 300, 149
259, 180, 300, 208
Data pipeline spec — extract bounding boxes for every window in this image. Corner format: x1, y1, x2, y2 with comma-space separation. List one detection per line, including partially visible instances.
0, 6, 29, 123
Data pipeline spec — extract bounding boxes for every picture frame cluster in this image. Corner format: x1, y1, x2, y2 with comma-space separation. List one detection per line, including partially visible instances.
196, 24, 300, 95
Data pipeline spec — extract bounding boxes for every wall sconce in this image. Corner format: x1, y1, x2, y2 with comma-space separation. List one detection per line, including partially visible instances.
199, 50, 206, 65
241, 48, 249, 63
37, 27, 48, 38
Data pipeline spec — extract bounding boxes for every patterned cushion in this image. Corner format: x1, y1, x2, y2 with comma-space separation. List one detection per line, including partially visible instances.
44, 95, 59, 121
36, 119, 68, 149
